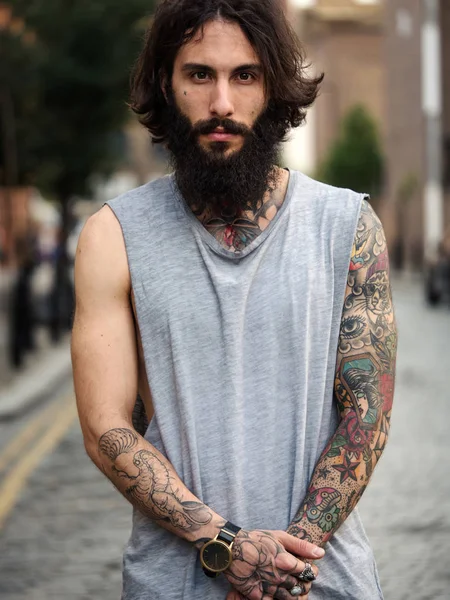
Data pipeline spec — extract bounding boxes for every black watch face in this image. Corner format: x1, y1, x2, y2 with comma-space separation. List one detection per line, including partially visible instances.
202, 541, 231, 572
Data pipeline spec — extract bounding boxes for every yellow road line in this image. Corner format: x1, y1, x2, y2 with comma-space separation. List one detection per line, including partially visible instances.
0, 401, 78, 529
0, 399, 63, 475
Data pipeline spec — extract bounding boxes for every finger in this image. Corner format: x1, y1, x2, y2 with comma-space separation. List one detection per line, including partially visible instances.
229, 592, 246, 600
262, 579, 294, 597
273, 588, 302, 600
294, 561, 319, 578
295, 561, 319, 579
278, 580, 310, 599
277, 532, 325, 560
274, 552, 316, 584
293, 560, 317, 583
279, 579, 312, 595
262, 578, 311, 600
279, 575, 302, 590
225, 590, 245, 600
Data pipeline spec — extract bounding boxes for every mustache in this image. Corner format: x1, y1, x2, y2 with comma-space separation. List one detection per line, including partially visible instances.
192, 118, 252, 137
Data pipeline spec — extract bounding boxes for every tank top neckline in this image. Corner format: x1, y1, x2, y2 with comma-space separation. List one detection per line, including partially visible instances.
169, 169, 297, 260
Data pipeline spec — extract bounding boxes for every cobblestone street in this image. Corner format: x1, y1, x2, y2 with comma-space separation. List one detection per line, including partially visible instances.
0, 275, 449, 600
358, 275, 450, 600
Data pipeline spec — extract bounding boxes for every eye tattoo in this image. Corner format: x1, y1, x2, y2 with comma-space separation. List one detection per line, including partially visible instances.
340, 316, 366, 339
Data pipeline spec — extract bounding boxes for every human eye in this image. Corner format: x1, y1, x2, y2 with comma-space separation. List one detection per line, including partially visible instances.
191, 71, 210, 82
236, 72, 255, 83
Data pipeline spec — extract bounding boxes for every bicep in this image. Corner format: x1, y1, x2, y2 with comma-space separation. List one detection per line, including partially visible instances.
334, 201, 397, 427
71, 208, 139, 447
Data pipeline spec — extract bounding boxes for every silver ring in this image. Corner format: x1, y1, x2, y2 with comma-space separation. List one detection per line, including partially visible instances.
290, 582, 306, 597
298, 562, 315, 582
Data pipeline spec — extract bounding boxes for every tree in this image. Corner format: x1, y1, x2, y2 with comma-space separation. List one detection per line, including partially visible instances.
7, 0, 154, 198
317, 105, 384, 198
3, 0, 154, 336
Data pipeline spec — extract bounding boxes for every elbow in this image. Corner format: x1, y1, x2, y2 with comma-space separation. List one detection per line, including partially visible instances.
77, 409, 136, 467
83, 433, 101, 469
83, 435, 111, 478
79, 419, 101, 464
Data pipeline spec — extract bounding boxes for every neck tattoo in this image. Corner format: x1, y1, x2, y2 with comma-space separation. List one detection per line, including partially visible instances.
200, 172, 288, 253
220, 201, 242, 223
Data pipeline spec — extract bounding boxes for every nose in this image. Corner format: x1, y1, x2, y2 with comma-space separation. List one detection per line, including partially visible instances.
209, 79, 234, 118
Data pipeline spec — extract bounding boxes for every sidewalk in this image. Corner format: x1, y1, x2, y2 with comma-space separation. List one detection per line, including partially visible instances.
1, 264, 73, 419
0, 333, 72, 421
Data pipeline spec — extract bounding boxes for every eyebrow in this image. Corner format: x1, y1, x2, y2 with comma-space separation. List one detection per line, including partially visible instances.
181, 63, 263, 75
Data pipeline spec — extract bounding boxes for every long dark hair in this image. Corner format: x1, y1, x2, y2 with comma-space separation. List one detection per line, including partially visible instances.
130, 0, 324, 144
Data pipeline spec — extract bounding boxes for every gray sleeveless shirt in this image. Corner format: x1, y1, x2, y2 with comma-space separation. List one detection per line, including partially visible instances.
106, 171, 383, 600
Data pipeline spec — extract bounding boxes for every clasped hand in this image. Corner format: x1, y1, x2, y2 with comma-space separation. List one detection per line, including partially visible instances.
224, 529, 322, 600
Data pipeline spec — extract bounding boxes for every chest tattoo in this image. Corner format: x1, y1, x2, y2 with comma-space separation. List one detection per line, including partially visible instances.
203, 195, 284, 253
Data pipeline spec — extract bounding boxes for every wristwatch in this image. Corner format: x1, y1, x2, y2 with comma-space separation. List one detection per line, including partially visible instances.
200, 521, 241, 578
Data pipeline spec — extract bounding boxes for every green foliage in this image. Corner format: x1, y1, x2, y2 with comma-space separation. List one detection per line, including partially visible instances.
317, 105, 384, 197
3, 0, 154, 199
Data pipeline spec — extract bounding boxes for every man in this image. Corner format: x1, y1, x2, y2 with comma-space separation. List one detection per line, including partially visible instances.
72, 1, 397, 599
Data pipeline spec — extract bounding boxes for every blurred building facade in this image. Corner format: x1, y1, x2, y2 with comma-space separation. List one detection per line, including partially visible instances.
302, 0, 383, 166
384, 0, 449, 269
4, 0, 448, 271
283, 0, 385, 180
286, 0, 449, 270
0, 188, 31, 267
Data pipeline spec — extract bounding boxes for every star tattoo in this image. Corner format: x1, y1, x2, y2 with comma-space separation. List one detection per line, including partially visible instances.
332, 455, 360, 484
317, 467, 331, 480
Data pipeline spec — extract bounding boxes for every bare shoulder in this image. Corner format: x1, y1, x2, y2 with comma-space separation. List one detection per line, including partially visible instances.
358, 198, 383, 231
350, 199, 388, 276
77, 205, 125, 261
75, 205, 130, 304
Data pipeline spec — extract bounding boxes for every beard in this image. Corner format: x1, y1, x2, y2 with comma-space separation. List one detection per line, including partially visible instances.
165, 97, 284, 217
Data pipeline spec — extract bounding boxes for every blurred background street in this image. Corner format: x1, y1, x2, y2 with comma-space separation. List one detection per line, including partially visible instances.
1, 0, 450, 598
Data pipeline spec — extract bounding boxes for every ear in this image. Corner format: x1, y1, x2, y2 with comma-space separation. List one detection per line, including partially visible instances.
160, 73, 169, 102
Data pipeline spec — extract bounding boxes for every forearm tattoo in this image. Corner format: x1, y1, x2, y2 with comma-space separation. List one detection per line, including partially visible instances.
288, 200, 397, 546
98, 428, 213, 531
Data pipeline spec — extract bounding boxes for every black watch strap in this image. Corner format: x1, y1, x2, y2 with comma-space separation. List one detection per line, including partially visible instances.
202, 567, 220, 579
217, 521, 241, 545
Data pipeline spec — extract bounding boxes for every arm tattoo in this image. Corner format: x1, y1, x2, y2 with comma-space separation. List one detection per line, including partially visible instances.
99, 428, 137, 459
288, 200, 397, 546
98, 428, 212, 531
